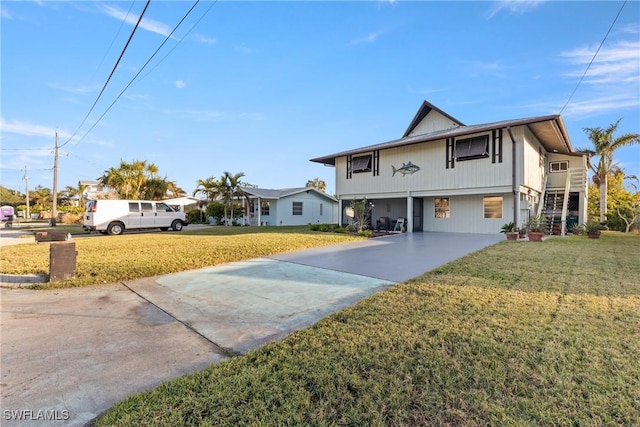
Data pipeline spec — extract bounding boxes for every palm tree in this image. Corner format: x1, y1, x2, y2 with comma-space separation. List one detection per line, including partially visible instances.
193, 176, 222, 202
223, 172, 246, 224
581, 119, 639, 222
98, 160, 161, 199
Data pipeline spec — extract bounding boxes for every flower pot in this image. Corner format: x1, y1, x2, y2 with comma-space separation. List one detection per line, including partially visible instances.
588, 232, 601, 239
528, 231, 544, 242
505, 232, 518, 241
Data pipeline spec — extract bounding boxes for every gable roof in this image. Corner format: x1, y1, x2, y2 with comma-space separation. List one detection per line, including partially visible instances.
402, 100, 465, 137
311, 114, 576, 166
240, 187, 337, 202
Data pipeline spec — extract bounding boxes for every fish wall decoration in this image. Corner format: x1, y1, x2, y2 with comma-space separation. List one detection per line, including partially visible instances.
392, 161, 420, 176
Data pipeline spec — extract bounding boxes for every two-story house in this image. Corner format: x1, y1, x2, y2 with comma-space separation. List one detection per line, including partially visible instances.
311, 100, 588, 235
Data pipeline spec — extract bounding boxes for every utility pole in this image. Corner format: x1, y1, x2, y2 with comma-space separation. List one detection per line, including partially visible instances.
52, 132, 58, 226
23, 165, 30, 220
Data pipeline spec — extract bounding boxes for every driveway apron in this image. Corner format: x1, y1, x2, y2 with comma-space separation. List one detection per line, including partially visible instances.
0, 232, 501, 426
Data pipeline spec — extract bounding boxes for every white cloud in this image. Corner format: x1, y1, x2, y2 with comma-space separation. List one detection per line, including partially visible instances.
99, 4, 172, 38
486, 0, 546, 19
561, 39, 640, 85
194, 34, 217, 45
175, 80, 186, 89
0, 117, 67, 139
350, 32, 379, 46
1, 5, 12, 19
235, 44, 253, 55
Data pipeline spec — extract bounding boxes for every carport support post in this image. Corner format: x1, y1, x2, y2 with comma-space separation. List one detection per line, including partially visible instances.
406, 194, 413, 233
49, 242, 77, 282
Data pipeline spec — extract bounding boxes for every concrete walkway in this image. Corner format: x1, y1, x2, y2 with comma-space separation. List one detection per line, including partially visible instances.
0, 232, 502, 426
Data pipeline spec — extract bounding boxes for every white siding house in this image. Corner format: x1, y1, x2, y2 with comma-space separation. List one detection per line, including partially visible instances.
241, 187, 339, 226
311, 100, 588, 235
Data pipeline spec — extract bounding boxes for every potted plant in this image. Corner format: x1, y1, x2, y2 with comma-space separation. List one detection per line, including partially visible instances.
584, 220, 602, 239
570, 223, 584, 235
500, 222, 519, 241
524, 214, 549, 242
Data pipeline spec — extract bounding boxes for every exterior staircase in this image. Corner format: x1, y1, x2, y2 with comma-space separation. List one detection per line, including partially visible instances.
537, 168, 587, 236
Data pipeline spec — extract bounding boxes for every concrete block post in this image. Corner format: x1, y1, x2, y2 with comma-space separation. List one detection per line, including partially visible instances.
49, 242, 77, 282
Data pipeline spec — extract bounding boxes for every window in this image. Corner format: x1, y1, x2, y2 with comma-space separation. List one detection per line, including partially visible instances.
455, 136, 489, 161
320, 203, 323, 216
157, 203, 174, 212
550, 161, 568, 172
141, 202, 154, 212
351, 155, 372, 173
292, 202, 303, 215
128, 202, 140, 213
484, 196, 503, 219
435, 198, 450, 218
261, 201, 270, 216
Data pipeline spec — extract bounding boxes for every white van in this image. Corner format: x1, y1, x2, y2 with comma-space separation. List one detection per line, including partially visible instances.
83, 200, 188, 235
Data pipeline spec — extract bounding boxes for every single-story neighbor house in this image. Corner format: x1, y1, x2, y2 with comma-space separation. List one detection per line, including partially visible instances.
240, 187, 339, 226
311, 100, 588, 235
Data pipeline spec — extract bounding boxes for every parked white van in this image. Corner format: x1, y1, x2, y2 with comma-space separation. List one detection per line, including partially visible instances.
83, 200, 188, 235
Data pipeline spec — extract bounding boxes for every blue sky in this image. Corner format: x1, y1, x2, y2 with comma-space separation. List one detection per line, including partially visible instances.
1, 1, 639, 197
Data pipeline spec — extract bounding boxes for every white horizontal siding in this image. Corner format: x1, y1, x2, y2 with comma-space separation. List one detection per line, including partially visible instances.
422, 194, 514, 234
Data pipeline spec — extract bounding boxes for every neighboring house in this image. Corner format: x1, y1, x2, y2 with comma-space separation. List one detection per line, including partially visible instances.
240, 187, 339, 226
310, 100, 588, 235
162, 196, 202, 212
80, 180, 115, 201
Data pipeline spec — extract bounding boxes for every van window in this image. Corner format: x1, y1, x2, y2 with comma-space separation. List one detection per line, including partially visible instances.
86, 200, 97, 212
129, 202, 140, 213
157, 203, 174, 212
141, 202, 154, 212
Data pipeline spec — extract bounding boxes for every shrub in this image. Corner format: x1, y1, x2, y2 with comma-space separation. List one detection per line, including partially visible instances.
61, 212, 83, 224
309, 224, 320, 231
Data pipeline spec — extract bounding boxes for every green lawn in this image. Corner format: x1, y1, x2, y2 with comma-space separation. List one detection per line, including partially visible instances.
95, 232, 640, 426
0, 226, 363, 288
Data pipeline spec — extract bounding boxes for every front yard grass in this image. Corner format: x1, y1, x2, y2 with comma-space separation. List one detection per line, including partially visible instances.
96, 232, 640, 426
0, 226, 363, 289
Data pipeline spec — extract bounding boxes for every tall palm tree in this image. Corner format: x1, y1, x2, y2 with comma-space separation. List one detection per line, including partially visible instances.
581, 119, 639, 222
221, 171, 246, 225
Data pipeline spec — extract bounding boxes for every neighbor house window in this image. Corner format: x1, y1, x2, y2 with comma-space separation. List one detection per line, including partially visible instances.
319, 203, 323, 216
550, 161, 568, 172
435, 198, 450, 218
350, 154, 372, 173
455, 136, 489, 161
261, 201, 270, 216
292, 202, 303, 215
483, 196, 503, 219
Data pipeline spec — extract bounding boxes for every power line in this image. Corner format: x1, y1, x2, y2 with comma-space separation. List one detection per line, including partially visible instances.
92, 1, 137, 80
69, 0, 204, 149
558, 0, 627, 116
60, 0, 151, 148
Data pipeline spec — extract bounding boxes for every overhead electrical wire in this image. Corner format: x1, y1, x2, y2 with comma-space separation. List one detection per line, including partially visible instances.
69, 0, 207, 150
92, 1, 137, 80
558, 0, 627, 116
60, 0, 151, 148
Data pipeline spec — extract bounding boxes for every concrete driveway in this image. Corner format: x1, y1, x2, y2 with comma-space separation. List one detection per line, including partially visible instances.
0, 232, 502, 426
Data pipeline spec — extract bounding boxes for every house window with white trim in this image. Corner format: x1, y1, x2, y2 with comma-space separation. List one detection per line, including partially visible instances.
550, 161, 568, 172
484, 196, 503, 219
261, 201, 270, 216
292, 202, 303, 216
435, 198, 450, 218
